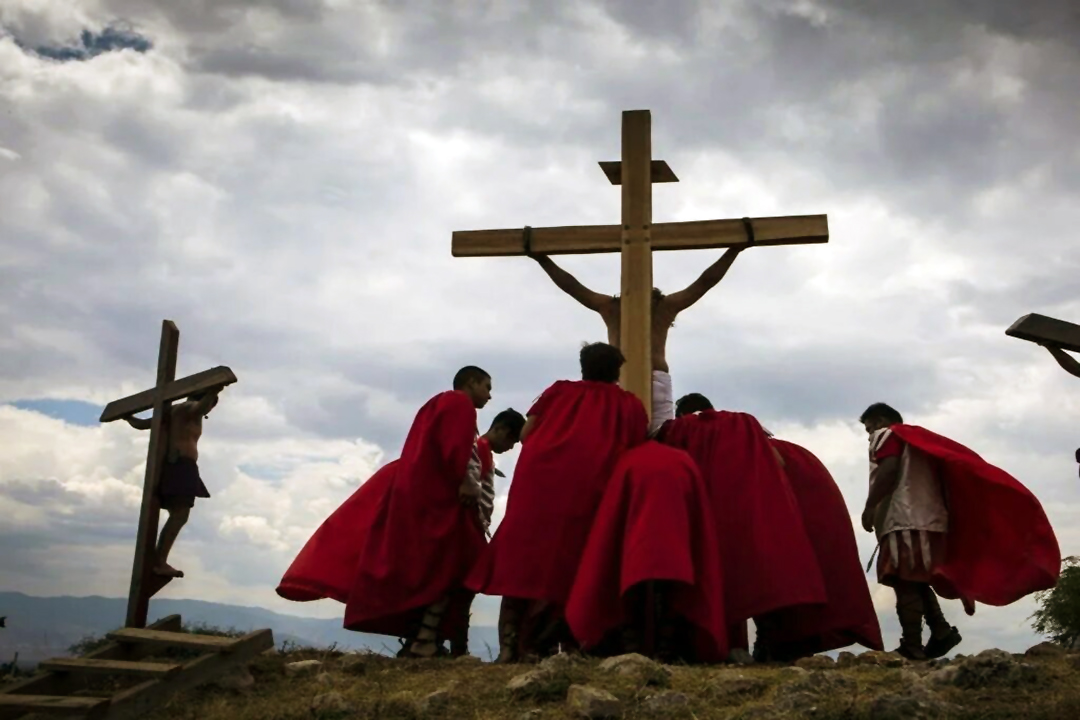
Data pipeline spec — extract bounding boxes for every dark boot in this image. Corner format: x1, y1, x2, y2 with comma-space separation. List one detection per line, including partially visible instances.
894, 582, 928, 661
920, 585, 962, 659
407, 596, 448, 658
495, 597, 524, 664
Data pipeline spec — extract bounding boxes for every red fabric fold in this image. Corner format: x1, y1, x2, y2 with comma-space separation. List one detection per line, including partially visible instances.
765, 440, 884, 653
466, 380, 648, 606
889, 424, 1060, 606
275, 461, 398, 604
344, 391, 485, 637
565, 442, 728, 661
660, 411, 827, 623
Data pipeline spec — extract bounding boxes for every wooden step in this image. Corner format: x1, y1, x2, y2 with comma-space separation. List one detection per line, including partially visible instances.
106, 628, 239, 653
0, 694, 108, 716
38, 658, 181, 678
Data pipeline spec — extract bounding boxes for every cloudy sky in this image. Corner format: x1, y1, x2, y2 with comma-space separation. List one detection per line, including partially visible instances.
2, 0, 1079, 654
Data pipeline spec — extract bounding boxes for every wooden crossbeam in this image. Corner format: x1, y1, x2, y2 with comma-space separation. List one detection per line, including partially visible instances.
99, 366, 236, 423
37, 659, 181, 678
598, 160, 678, 184
1006, 313, 1080, 354
0, 696, 107, 717
451, 215, 828, 257
106, 628, 240, 653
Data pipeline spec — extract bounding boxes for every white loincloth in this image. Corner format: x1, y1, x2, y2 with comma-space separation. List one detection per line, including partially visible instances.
649, 370, 675, 437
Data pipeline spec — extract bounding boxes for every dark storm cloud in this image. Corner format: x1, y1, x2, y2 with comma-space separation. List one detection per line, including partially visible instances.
15, 23, 152, 62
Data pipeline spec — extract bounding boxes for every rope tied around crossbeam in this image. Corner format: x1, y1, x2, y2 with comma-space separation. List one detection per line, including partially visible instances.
741, 217, 756, 247
523, 225, 534, 256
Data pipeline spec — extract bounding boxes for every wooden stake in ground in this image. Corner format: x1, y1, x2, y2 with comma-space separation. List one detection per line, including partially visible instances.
452, 109, 829, 416
99, 320, 237, 628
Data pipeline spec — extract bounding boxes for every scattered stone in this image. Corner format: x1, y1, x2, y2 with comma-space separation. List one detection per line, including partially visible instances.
951, 650, 1044, 690
311, 691, 354, 715
507, 669, 571, 701
858, 651, 906, 667
1026, 641, 1066, 658
285, 659, 323, 676
899, 669, 922, 685
598, 653, 671, 687
728, 648, 754, 665
642, 691, 689, 715
338, 654, 367, 675
314, 672, 335, 687
773, 690, 820, 714
795, 655, 835, 670
870, 686, 950, 720
567, 684, 622, 719
837, 651, 857, 668
420, 688, 452, 713
776, 666, 809, 681
922, 666, 959, 687
213, 666, 255, 692
455, 654, 483, 664
539, 652, 578, 673
711, 674, 769, 704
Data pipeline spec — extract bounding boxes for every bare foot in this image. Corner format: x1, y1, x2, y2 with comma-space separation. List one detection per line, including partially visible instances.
153, 563, 184, 578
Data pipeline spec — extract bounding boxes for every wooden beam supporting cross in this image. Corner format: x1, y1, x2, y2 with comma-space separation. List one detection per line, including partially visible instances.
99, 321, 236, 628
452, 109, 829, 415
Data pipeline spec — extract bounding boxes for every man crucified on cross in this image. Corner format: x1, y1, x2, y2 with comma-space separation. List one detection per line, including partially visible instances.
124, 387, 224, 578
530, 246, 751, 434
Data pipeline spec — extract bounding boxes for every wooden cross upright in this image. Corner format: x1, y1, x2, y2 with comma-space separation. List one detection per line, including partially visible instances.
1007, 313, 1080, 353
452, 109, 829, 416
99, 320, 237, 628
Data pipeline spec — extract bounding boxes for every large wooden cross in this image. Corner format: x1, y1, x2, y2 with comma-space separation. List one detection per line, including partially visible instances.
1007, 313, 1080, 353
451, 109, 829, 415
99, 320, 237, 628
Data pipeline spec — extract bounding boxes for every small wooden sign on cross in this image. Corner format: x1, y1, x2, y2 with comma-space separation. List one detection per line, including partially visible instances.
99, 320, 237, 628
452, 109, 829, 416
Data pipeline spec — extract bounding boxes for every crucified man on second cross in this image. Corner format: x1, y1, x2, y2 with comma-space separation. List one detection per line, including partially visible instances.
531, 246, 751, 434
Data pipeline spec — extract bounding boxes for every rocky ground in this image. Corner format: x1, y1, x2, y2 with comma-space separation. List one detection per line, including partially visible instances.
9, 642, 1080, 719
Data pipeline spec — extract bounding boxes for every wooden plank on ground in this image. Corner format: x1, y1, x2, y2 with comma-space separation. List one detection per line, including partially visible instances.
0, 695, 108, 717
1006, 313, 1080, 354
99, 366, 237, 422
105, 629, 238, 653
38, 659, 181, 678
103, 630, 274, 720
0, 615, 182, 720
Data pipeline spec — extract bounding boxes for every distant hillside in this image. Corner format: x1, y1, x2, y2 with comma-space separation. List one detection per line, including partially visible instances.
0, 592, 498, 668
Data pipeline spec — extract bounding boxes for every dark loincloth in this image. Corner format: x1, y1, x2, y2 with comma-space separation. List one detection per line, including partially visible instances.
158, 456, 210, 509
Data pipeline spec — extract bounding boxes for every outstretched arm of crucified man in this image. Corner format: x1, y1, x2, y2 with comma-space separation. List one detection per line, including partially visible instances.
663, 247, 748, 314
531, 254, 611, 313
1042, 343, 1080, 379
125, 415, 152, 431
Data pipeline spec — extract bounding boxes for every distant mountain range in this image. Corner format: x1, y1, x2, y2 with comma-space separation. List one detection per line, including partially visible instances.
0, 592, 498, 669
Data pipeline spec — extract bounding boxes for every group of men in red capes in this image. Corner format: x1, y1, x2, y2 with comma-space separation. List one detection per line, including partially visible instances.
276, 342, 1060, 664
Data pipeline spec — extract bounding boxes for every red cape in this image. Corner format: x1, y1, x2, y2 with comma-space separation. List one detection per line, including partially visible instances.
565, 442, 727, 662
889, 424, 1060, 607
659, 411, 827, 624
467, 380, 648, 605
276, 461, 398, 604
765, 440, 884, 654
344, 391, 485, 637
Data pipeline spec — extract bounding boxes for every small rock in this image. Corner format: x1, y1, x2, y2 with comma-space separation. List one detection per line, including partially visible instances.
773, 690, 820, 713
858, 650, 906, 667
338, 654, 367, 675
285, 659, 323, 676
642, 691, 689, 714
314, 672, 335, 687
507, 669, 571, 701
567, 684, 622, 719
922, 666, 959, 687
598, 653, 671, 687
977, 648, 1013, 662
899, 670, 922, 685
953, 649, 1043, 689
455, 654, 483, 664
870, 687, 950, 720
420, 688, 452, 713
711, 674, 769, 704
1026, 642, 1066, 658
776, 666, 809, 680
728, 648, 754, 665
539, 652, 577, 673
213, 666, 254, 692
311, 691, 354, 715
837, 651, 857, 667
795, 655, 835, 670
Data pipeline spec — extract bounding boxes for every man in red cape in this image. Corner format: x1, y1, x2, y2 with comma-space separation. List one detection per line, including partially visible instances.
859, 402, 1060, 660
755, 438, 884, 660
657, 393, 828, 655
275, 407, 524, 655
466, 342, 648, 662
564, 441, 727, 663
319, 366, 496, 658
